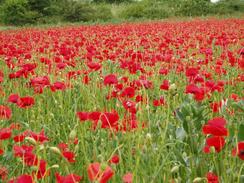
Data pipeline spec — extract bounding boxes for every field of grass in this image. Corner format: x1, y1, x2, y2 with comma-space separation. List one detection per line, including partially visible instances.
0, 18, 243, 183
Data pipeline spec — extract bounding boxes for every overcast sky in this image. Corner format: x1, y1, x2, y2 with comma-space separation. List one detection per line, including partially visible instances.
210, 0, 220, 3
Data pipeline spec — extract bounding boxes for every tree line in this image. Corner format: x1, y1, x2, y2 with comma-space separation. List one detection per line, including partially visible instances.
0, 0, 243, 26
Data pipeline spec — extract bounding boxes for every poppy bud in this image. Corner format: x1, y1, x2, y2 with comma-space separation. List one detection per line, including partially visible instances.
171, 165, 179, 173
146, 133, 152, 141
38, 144, 45, 151
74, 144, 79, 152
25, 137, 37, 145
169, 83, 176, 91
49, 147, 62, 155
210, 146, 216, 153
69, 129, 77, 141
186, 116, 191, 122
193, 177, 204, 182
97, 154, 104, 162
51, 164, 60, 169
100, 163, 107, 171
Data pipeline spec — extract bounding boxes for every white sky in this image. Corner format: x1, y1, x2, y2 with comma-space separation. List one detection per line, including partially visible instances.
210, 0, 220, 3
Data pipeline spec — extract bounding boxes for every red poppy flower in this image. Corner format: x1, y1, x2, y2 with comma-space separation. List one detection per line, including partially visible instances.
204, 136, 225, 153
202, 117, 228, 136
0, 70, 3, 83
122, 100, 137, 114
9, 174, 33, 183
185, 84, 205, 101
13, 134, 26, 142
121, 87, 135, 98
62, 151, 75, 163
206, 172, 219, 183
87, 162, 100, 181
160, 80, 169, 90
8, 94, 20, 104
77, 112, 89, 121
186, 67, 199, 78
33, 159, 49, 179
153, 97, 165, 107
100, 111, 119, 129
159, 68, 168, 75
88, 111, 101, 121
232, 141, 244, 160
210, 102, 221, 113
0, 105, 12, 119
55, 173, 83, 183
87, 62, 101, 71
109, 154, 120, 164
30, 76, 50, 87
0, 166, 8, 181
30, 76, 50, 93
58, 143, 69, 152
24, 129, 49, 143
13, 145, 38, 166
23, 153, 39, 166
135, 95, 143, 102
0, 149, 4, 156
17, 96, 35, 108
104, 74, 118, 86
0, 127, 12, 140
50, 81, 66, 92
13, 145, 34, 156
87, 162, 114, 183
123, 172, 133, 183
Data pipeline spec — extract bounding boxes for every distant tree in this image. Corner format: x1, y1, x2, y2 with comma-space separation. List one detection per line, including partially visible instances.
28, 0, 51, 15
2, 0, 38, 25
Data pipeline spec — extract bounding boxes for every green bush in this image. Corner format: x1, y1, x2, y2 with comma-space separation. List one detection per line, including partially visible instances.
0, 5, 3, 24
2, 0, 39, 25
143, 2, 170, 19
119, 2, 169, 20
28, 0, 51, 15
93, 4, 113, 21
210, 0, 244, 15
119, 3, 145, 19
176, 0, 212, 17
62, 1, 96, 22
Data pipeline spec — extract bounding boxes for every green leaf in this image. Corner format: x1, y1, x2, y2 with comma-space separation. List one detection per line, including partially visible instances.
176, 127, 186, 140
238, 124, 244, 141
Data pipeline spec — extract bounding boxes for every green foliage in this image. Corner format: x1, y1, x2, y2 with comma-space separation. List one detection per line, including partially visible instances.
28, 0, 51, 15
93, 0, 132, 4
1, 0, 244, 25
210, 0, 244, 15
143, 2, 170, 19
119, 1, 170, 19
119, 3, 145, 19
2, 0, 38, 25
175, 0, 212, 16
93, 4, 113, 21
62, 1, 95, 22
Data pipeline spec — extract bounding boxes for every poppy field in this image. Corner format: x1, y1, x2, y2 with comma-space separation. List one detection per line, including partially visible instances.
0, 18, 244, 183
